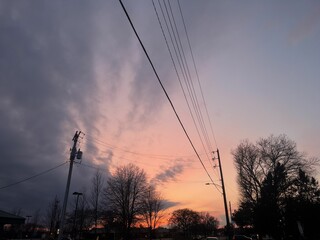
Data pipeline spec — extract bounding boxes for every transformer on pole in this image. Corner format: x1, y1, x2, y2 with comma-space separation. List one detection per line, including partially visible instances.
58, 131, 83, 240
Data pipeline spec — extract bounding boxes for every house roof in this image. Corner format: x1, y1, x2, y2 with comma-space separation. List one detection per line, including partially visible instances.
0, 210, 25, 225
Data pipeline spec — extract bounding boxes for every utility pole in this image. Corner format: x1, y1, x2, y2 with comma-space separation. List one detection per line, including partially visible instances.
216, 149, 231, 240
229, 201, 232, 224
58, 131, 82, 240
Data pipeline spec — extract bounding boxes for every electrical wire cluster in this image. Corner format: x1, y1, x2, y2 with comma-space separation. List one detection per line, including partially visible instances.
119, 0, 222, 192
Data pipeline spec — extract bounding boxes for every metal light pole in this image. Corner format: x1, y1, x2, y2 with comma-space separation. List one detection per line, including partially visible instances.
26, 215, 32, 224
25, 216, 32, 239
73, 192, 83, 240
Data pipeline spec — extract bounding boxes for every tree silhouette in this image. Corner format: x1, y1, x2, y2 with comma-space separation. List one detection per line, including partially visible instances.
45, 195, 61, 238
103, 163, 147, 240
255, 163, 287, 239
284, 169, 320, 239
89, 170, 104, 234
169, 208, 218, 239
141, 185, 167, 239
232, 135, 320, 239
169, 208, 201, 239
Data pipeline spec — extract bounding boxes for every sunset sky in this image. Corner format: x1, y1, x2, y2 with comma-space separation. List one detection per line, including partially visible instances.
1, 1, 320, 226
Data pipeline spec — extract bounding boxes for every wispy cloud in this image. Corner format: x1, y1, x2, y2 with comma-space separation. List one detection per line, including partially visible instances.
151, 159, 191, 184
163, 200, 180, 209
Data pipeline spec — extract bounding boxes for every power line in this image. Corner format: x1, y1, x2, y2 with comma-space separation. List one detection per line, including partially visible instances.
83, 135, 204, 169
118, 0, 216, 185
177, 0, 218, 149
155, 0, 222, 194
0, 161, 68, 190
165, 0, 213, 154
84, 133, 196, 160
160, 0, 218, 174
77, 162, 108, 172
154, 0, 212, 166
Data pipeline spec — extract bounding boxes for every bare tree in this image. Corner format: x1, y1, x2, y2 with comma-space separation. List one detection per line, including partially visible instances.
232, 134, 319, 238
232, 140, 262, 204
232, 134, 314, 205
45, 195, 61, 237
89, 170, 104, 231
104, 163, 148, 240
199, 212, 219, 237
169, 208, 201, 239
11, 208, 23, 216
30, 209, 41, 237
142, 185, 167, 239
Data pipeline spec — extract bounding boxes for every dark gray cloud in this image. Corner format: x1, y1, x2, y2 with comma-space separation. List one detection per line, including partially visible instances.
0, 0, 182, 218
151, 159, 189, 184
163, 200, 180, 209
0, 1, 107, 216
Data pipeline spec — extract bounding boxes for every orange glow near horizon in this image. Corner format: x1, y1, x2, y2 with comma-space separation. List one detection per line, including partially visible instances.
89, 119, 240, 227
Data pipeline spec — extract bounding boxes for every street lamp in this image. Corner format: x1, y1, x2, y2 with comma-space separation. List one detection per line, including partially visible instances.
25, 216, 32, 239
26, 215, 32, 224
73, 192, 83, 240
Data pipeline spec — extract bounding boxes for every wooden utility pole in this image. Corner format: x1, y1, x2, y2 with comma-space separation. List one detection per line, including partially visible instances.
58, 131, 82, 240
216, 149, 231, 240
